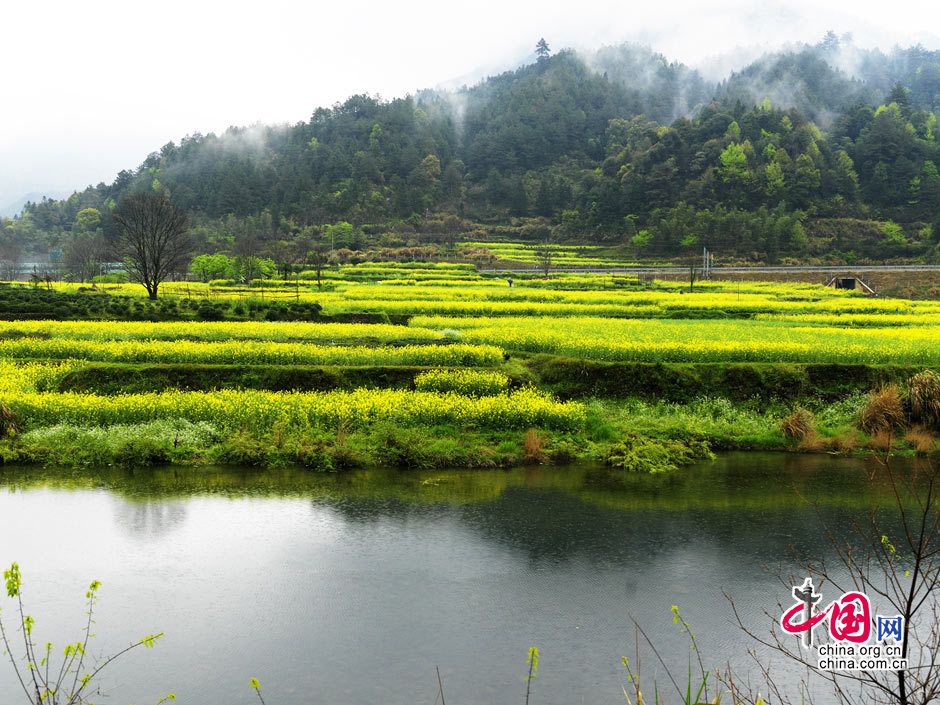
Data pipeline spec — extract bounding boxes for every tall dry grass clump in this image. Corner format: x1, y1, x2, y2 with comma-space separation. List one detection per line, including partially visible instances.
0, 403, 18, 438
905, 427, 937, 455
859, 385, 906, 435
868, 430, 894, 452
828, 431, 859, 454
906, 370, 940, 431
797, 433, 827, 452
522, 429, 547, 463
781, 407, 816, 441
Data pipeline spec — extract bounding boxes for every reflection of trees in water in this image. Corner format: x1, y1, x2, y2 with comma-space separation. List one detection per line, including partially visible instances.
114, 501, 187, 538
317, 485, 903, 572
16, 454, 910, 565
308, 456, 912, 568
456, 487, 837, 566
315, 496, 449, 525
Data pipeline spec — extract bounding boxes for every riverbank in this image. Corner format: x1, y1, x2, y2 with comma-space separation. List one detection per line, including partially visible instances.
0, 383, 933, 471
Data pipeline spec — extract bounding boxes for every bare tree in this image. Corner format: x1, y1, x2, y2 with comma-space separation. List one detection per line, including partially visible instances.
63, 233, 108, 283
726, 456, 940, 705
534, 240, 554, 278
265, 238, 297, 280
0, 239, 23, 281
112, 192, 191, 299
300, 225, 329, 288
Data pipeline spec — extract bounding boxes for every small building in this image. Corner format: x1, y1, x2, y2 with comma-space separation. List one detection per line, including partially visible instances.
826, 275, 876, 295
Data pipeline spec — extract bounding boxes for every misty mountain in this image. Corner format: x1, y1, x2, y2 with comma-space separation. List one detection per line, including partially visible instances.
0, 191, 70, 218
5, 36, 940, 264
587, 44, 713, 122
853, 45, 940, 112
717, 46, 875, 126
717, 37, 940, 125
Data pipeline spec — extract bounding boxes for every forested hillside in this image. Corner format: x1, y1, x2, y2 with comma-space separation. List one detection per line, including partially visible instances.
4, 33, 940, 269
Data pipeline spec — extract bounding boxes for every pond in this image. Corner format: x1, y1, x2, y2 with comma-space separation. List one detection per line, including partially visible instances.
0, 453, 917, 704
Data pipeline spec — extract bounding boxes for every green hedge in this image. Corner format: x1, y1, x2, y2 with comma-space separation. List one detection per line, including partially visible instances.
51, 358, 929, 401
54, 363, 436, 394
526, 356, 926, 402
0, 283, 325, 322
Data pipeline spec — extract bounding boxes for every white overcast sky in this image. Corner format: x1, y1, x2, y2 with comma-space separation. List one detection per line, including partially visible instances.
2, 0, 940, 209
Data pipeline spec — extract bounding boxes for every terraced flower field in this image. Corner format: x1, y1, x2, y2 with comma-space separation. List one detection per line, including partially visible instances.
7, 387, 582, 431
409, 315, 940, 364
0, 334, 500, 366
456, 241, 643, 267
3, 257, 940, 468
30, 275, 940, 319
5, 273, 940, 370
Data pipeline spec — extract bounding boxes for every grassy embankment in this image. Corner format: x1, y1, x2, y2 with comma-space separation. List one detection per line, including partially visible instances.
2, 262, 940, 471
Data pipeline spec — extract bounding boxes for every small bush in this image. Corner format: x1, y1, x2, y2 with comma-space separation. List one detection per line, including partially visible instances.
20, 420, 218, 466
373, 424, 435, 468
92, 273, 128, 284
604, 434, 714, 474
370, 423, 498, 468
548, 439, 580, 464
291, 434, 338, 471
414, 368, 510, 396
211, 429, 271, 466
196, 302, 225, 321
859, 385, 906, 435
781, 407, 815, 440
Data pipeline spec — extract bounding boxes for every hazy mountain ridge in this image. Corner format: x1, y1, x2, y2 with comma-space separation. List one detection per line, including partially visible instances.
3, 35, 940, 263
0, 191, 70, 219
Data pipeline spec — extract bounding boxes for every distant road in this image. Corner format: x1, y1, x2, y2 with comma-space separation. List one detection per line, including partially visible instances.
482, 265, 940, 275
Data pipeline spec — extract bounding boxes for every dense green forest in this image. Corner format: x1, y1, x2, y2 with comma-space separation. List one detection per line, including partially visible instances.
4, 33, 940, 272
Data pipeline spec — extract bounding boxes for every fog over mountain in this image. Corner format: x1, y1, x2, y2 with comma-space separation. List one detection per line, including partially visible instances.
2, 0, 940, 207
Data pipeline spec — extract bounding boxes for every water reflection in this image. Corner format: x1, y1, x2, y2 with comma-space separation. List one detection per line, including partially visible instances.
113, 500, 187, 538
0, 453, 923, 705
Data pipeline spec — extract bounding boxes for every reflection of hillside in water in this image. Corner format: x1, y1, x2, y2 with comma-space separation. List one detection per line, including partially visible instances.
113, 500, 187, 538
310, 455, 904, 570
0, 453, 924, 705
0, 453, 916, 562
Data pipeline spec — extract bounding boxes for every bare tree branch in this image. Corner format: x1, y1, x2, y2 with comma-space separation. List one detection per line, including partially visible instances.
112, 192, 191, 299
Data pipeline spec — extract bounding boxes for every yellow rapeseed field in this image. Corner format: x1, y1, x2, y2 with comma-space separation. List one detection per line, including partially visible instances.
3, 388, 585, 431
